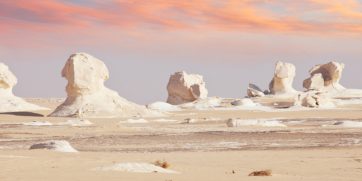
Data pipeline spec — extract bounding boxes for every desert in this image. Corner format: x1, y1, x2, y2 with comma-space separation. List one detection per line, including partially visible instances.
1, 53, 362, 181
2, 1, 362, 180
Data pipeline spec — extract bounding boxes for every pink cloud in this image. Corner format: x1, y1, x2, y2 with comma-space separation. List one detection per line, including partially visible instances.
0, 0, 361, 34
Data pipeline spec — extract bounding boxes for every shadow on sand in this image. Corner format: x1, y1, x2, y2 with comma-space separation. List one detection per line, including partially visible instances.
0, 112, 44, 117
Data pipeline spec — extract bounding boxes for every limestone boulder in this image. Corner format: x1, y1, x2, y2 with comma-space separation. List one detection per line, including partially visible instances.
303, 73, 324, 91
269, 61, 297, 95
166, 71, 208, 105
0, 63, 47, 112
29, 140, 78, 153
303, 61, 345, 91
299, 92, 335, 108
247, 83, 265, 97
49, 53, 159, 118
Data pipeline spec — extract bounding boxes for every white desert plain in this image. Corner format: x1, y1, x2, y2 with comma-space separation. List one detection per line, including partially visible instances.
1, 53, 362, 181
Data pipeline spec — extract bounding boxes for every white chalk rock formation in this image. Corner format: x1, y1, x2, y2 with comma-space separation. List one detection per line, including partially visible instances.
269, 61, 297, 95
167, 71, 208, 105
49, 53, 159, 118
29, 140, 78, 153
299, 92, 335, 108
303, 61, 345, 91
0, 63, 47, 112
303, 73, 325, 91
247, 83, 265, 97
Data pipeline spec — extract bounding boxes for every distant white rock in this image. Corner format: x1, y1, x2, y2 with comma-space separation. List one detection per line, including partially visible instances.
298, 91, 335, 108
303, 73, 325, 91
303, 61, 345, 92
247, 83, 265, 97
29, 140, 78, 153
269, 61, 298, 96
0, 63, 48, 113
147, 101, 181, 111
226, 119, 287, 127
49, 53, 160, 118
167, 71, 208, 105
95, 162, 179, 174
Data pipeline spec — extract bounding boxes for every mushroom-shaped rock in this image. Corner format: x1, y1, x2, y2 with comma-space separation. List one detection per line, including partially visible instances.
269, 61, 297, 95
0, 63, 47, 112
247, 83, 265, 97
166, 71, 208, 105
49, 53, 159, 118
303, 61, 345, 91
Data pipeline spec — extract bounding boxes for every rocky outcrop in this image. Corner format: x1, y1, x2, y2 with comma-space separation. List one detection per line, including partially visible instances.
303, 73, 324, 91
231, 98, 258, 107
29, 140, 78, 153
303, 61, 345, 91
247, 83, 265, 97
269, 61, 297, 95
295, 91, 335, 108
0, 63, 47, 112
166, 71, 208, 105
49, 53, 159, 118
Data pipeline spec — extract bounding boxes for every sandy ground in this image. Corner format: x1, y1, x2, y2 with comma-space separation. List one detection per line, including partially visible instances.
0, 98, 362, 180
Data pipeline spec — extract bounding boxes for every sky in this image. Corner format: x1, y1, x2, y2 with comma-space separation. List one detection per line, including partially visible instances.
1, 0, 362, 104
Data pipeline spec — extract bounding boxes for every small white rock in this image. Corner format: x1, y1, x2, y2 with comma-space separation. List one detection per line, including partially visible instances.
29, 140, 78, 153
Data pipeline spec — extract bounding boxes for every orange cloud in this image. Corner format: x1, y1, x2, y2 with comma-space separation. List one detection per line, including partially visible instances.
0, 0, 361, 34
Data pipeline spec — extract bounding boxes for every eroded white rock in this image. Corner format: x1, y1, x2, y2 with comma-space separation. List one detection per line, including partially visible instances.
167, 71, 208, 105
0, 63, 48, 113
49, 53, 159, 118
269, 61, 297, 95
247, 83, 265, 97
303, 61, 345, 91
29, 140, 78, 153
299, 91, 335, 108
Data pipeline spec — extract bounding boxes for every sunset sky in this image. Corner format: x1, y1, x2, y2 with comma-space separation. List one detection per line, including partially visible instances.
1, 0, 362, 104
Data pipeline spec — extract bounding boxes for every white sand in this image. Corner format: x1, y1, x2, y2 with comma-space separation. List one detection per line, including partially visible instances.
95, 162, 179, 174
332, 120, 362, 128
147, 101, 181, 111
227, 119, 287, 127
57, 119, 93, 126
125, 118, 149, 124
22, 121, 53, 126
